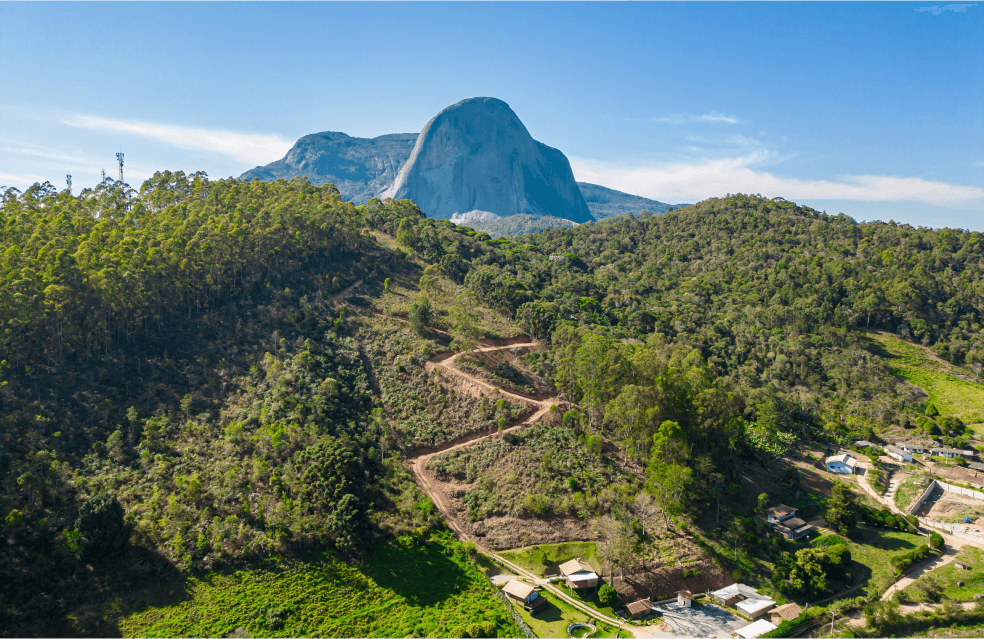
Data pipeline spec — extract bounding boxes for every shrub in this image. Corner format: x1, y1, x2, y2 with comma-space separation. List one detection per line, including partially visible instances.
598, 584, 618, 607
929, 531, 944, 550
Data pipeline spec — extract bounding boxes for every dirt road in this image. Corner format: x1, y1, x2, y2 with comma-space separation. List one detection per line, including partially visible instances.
404, 337, 638, 635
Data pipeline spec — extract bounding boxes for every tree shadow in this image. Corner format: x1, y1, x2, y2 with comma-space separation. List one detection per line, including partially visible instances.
359, 536, 476, 607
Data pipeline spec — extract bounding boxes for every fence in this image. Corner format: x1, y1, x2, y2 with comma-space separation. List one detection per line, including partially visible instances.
909, 479, 940, 515
938, 480, 984, 501
922, 518, 984, 546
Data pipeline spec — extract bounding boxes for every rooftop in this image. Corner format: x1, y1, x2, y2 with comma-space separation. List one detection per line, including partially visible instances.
736, 597, 776, 615
712, 583, 760, 599
502, 579, 536, 600
559, 558, 596, 576
733, 619, 778, 639
827, 453, 856, 465
626, 599, 652, 615
766, 505, 796, 518
771, 603, 802, 621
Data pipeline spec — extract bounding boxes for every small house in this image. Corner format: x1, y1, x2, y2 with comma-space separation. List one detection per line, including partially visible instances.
770, 603, 802, 625
854, 440, 874, 448
931, 447, 974, 459
626, 599, 652, 619
676, 590, 694, 607
502, 579, 547, 612
898, 443, 926, 454
956, 561, 971, 570
558, 558, 599, 589
826, 453, 857, 474
731, 619, 778, 639
969, 462, 984, 473
736, 597, 776, 620
774, 517, 814, 540
885, 445, 913, 463
710, 583, 760, 607
765, 505, 797, 524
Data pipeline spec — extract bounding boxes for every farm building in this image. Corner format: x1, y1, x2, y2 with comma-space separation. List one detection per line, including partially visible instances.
710, 583, 760, 607
626, 599, 653, 619
502, 579, 547, 612
765, 505, 797, 524
736, 597, 776, 620
930, 447, 974, 459
897, 443, 927, 454
826, 453, 857, 474
885, 445, 913, 462
773, 517, 813, 540
732, 619, 778, 639
676, 590, 694, 607
770, 603, 802, 625
854, 440, 874, 448
969, 462, 984, 473
558, 558, 599, 589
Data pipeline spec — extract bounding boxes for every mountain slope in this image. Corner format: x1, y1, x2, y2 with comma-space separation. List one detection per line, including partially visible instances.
576, 182, 686, 219
381, 97, 594, 223
240, 132, 416, 204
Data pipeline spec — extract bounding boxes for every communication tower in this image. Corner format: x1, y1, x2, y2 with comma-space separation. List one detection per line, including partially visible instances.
101, 168, 106, 183
117, 152, 124, 185
66, 174, 72, 195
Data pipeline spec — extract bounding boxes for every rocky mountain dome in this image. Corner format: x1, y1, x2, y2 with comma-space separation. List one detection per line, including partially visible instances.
240, 132, 416, 204
380, 97, 594, 223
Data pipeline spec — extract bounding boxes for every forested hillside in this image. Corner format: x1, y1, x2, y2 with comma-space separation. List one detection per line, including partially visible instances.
2, 179, 983, 636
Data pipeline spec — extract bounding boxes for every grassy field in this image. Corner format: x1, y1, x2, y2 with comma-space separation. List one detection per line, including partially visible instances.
830, 525, 930, 597
117, 532, 522, 638
902, 547, 984, 602
498, 541, 603, 578
512, 591, 620, 639
866, 332, 984, 427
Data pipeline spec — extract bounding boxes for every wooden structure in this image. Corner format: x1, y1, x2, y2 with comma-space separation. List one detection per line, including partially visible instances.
502, 579, 547, 612
676, 589, 694, 607
769, 602, 802, 625
558, 558, 599, 589
626, 599, 652, 619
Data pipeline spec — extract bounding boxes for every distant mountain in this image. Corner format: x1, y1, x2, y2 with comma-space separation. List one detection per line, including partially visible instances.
239, 100, 682, 223
240, 132, 417, 204
452, 213, 577, 238
577, 182, 686, 219
381, 97, 594, 224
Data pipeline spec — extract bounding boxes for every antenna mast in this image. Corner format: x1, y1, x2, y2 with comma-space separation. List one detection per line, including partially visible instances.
117, 152, 124, 185
101, 168, 106, 184
66, 174, 72, 195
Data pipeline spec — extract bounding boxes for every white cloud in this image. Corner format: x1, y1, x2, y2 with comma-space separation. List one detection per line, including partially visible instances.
656, 112, 739, 125
62, 114, 293, 166
915, 4, 976, 15
0, 171, 47, 185
570, 151, 984, 207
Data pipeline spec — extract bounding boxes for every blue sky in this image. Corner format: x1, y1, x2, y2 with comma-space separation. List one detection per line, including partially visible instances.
1, 2, 981, 230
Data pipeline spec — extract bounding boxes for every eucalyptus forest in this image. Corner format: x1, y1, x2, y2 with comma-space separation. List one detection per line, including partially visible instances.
2, 175, 984, 637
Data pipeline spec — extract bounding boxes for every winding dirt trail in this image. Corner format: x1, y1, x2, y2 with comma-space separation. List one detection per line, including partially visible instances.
402, 337, 635, 635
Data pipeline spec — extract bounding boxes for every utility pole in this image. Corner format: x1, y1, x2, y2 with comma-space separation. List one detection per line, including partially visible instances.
66, 174, 72, 195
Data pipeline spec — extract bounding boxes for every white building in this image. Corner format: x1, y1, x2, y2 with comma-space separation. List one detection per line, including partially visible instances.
930, 447, 974, 459
731, 619, 778, 639
826, 453, 857, 474
736, 597, 777, 620
885, 445, 913, 463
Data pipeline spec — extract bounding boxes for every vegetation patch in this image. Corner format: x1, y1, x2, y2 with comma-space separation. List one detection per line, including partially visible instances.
840, 525, 930, 596
894, 473, 931, 512
118, 532, 521, 638
867, 332, 984, 427
457, 355, 536, 395
498, 541, 603, 577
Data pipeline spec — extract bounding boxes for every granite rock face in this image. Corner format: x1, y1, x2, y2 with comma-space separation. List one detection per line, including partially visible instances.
381, 98, 594, 223
240, 132, 417, 204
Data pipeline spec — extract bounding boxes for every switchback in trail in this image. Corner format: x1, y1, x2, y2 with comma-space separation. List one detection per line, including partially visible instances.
403, 337, 635, 635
